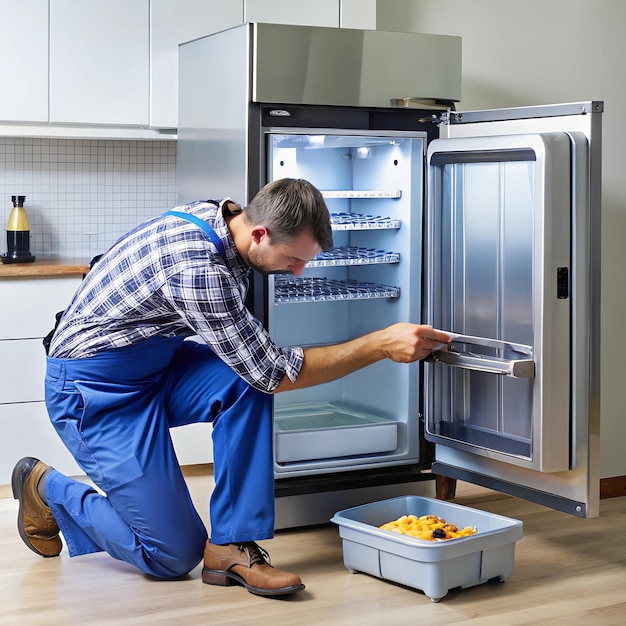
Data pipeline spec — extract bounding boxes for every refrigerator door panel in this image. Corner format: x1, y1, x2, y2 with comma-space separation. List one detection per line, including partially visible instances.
265, 129, 426, 477
425, 102, 601, 518
425, 132, 572, 472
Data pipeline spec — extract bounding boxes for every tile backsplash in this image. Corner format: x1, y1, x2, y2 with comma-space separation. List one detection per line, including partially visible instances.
0, 137, 177, 260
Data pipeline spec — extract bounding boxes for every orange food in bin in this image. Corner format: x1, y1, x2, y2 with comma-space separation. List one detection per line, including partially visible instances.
379, 514, 478, 541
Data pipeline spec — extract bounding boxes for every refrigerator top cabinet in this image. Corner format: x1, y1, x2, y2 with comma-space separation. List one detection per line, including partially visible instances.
425, 102, 602, 518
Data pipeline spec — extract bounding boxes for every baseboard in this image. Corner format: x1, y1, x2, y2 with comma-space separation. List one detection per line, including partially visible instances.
600, 475, 626, 499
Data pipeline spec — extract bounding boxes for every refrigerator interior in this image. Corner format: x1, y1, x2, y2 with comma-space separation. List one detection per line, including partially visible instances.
265, 129, 427, 476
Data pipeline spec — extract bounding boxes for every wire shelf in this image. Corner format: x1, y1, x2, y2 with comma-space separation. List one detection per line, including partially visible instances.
330, 212, 402, 230
274, 276, 401, 304
322, 190, 402, 199
306, 246, 400, 268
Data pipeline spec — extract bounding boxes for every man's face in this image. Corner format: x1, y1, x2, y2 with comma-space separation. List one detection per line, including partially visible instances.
248, 227, 321, 276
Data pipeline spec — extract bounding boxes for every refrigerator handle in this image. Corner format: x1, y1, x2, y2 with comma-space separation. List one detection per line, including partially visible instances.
428, 335, 535, 378
429, 349, 535, 378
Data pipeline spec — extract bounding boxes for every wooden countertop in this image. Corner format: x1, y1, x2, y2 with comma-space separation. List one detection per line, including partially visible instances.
0, 257, 90, 278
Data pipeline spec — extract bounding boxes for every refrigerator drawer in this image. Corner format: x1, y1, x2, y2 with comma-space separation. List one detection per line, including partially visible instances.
274, 402, 398, 463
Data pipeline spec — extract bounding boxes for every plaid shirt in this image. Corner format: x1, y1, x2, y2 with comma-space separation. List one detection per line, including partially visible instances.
48, 200, 304, 393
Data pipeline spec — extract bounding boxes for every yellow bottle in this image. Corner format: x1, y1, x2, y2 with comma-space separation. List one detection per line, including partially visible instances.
3, 195, 35, 263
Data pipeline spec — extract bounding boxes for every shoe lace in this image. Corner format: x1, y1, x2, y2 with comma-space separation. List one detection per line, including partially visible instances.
237, 542, 271, 567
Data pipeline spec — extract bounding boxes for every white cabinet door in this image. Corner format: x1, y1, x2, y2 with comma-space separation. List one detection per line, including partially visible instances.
0, 402, 83, 484
0, 0, 48, 122
0, 276, 81, 340
49, 0, 150, 125
340, 0, 376, 29
171, 423, 214, 466
0, 339, 46, 403
245, 0, 339, 27
150, 0, 244, 129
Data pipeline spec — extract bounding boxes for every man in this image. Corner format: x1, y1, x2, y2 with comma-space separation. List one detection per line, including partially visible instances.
12, 178, 450, 597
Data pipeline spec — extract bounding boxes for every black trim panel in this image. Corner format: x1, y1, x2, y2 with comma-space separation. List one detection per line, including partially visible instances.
430, 148, 537, 165
275, 465, 434, 498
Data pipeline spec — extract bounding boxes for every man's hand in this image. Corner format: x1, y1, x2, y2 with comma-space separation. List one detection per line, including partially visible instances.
378, 323, 451, 363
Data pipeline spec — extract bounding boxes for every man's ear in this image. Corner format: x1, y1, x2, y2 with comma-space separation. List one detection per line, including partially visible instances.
250, 225, 268, 244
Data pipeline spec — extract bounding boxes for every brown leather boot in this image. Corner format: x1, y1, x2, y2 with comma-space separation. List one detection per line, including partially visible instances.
11, 457, 62, 557
202, 540, 305, 596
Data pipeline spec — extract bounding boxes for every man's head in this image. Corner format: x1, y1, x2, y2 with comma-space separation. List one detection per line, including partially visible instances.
241, 178, 333, 276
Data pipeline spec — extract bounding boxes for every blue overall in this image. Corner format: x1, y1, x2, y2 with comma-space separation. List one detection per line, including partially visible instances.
42, 215, 275, 579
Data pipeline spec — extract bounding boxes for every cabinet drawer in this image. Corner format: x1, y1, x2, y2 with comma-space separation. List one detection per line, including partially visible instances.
0, 339, 46, 403
0, 276, 81, 339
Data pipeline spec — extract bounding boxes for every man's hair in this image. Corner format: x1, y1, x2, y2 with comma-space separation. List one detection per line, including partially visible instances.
243, 178, 333, 251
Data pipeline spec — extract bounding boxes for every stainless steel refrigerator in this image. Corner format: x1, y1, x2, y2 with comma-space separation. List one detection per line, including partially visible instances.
177, 23, 602, 527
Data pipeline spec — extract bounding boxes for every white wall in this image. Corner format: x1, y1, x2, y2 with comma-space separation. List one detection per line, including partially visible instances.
377, 0, 626, 478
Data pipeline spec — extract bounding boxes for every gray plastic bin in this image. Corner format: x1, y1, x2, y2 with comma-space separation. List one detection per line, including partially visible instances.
331, 495, 523, 601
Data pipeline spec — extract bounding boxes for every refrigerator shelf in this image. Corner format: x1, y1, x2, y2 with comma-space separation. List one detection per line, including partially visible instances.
322, 190, 402, 199
274, 276, 401, 303
306, 246, 400, 268
330, 213, 402, 230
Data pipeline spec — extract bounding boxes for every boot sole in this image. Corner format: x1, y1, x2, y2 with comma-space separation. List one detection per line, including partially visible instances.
11, 457, 60, 558
202, 567, 305, 597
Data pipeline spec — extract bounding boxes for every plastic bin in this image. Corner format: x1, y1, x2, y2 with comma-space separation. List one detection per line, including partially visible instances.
331, 495, 523, 602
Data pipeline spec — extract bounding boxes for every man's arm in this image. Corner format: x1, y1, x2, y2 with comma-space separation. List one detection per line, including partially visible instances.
273, 323, 450, 393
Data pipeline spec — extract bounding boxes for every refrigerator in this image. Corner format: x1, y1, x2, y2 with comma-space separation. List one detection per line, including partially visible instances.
177, 23, 602, 528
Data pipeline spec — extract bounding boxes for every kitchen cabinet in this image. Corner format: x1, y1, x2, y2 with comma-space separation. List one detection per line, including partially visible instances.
340, 0, 377, 29
0, 276, 84, 483
0, 0, 49, 123
0, 0, 376, 131
0, 274, 212, 484
150, 0, 243, 129
0, 401, 83, 485
245, 0, 341, 27
49, 0, 150, 126
245, 0, 376, 28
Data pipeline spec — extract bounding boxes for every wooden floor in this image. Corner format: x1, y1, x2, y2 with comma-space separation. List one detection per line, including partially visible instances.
1, 470, 625, 626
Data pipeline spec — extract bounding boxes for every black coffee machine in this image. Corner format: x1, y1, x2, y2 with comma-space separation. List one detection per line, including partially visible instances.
2, 195, 35, 264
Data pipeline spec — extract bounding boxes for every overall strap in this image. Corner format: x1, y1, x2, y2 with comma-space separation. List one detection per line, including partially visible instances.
163, 210, 226, 260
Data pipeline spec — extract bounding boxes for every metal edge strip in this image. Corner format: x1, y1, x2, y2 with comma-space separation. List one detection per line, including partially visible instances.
432, 461, 587, 518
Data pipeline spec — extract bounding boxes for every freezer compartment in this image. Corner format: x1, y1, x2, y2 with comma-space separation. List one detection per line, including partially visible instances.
331, 496, 523, 602
274, 402, 398, 463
